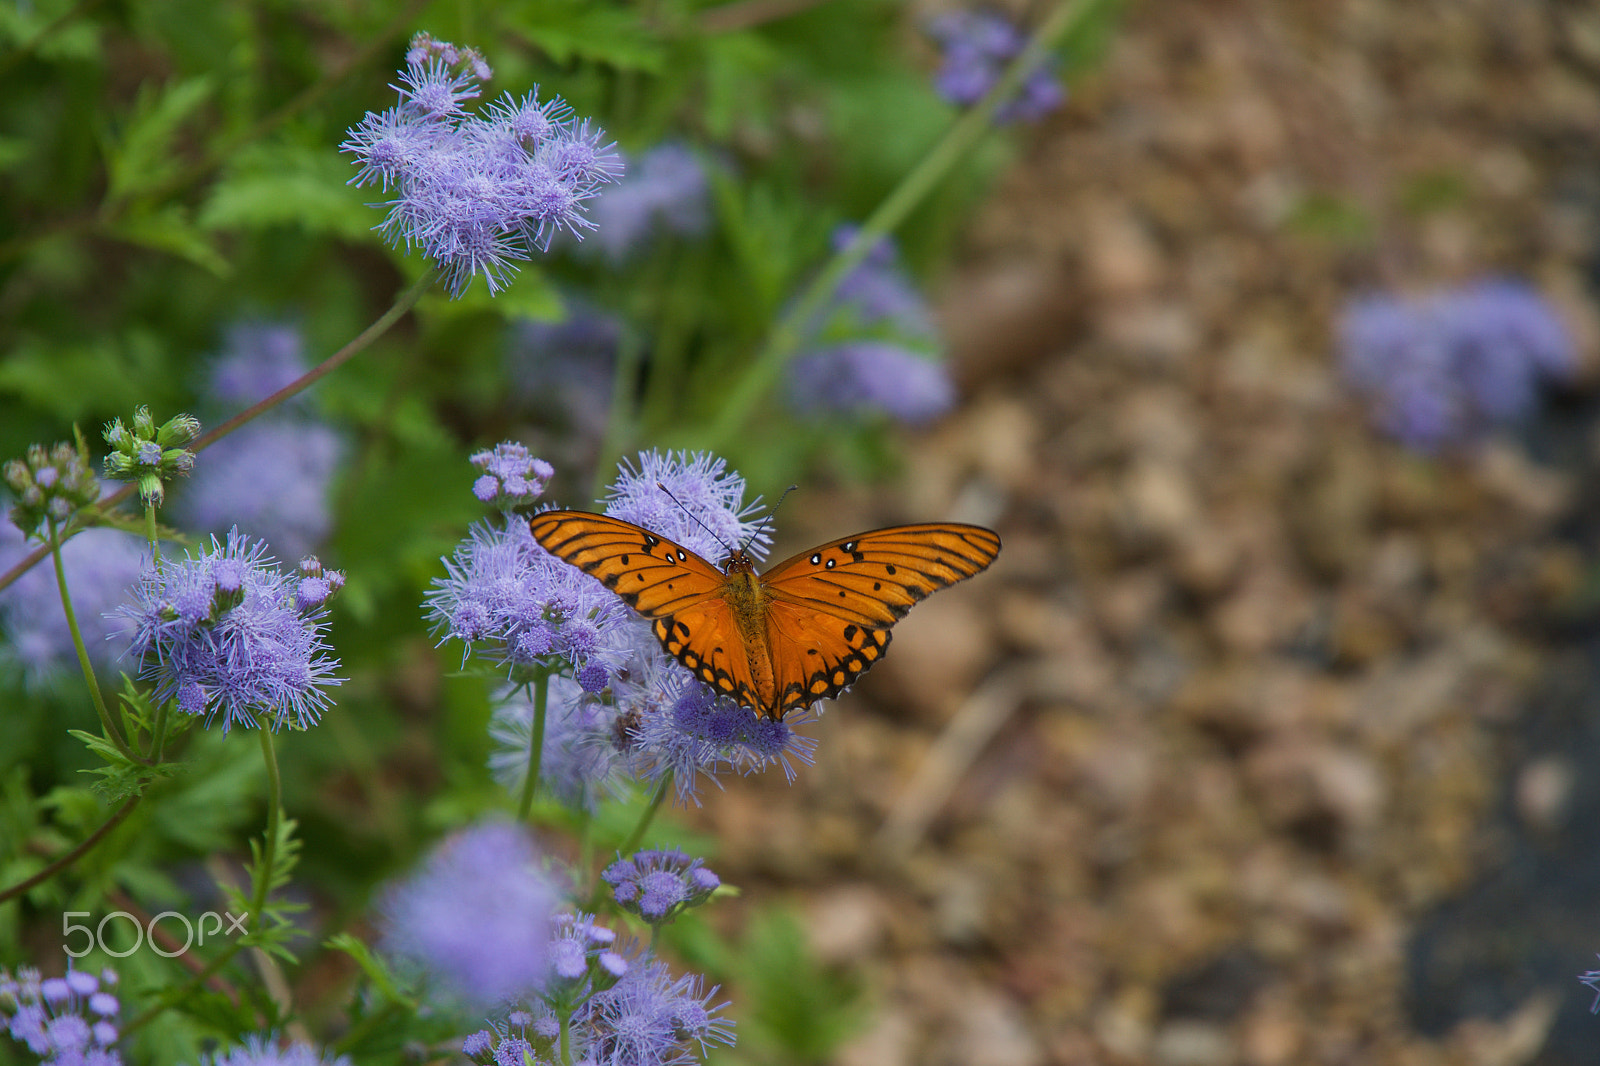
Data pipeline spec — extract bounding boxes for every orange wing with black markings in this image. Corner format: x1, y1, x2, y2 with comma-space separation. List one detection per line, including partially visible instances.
529, 510, 1000, 720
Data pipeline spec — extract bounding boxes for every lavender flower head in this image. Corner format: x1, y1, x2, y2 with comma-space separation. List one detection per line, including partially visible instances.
341, 33, 623, 296
423, 517, 634, 680
0, 519, 146, 685
472, 441, 554, 511
208, 323, 308, 408
631, 678, 818, 804
586, 143, 711, 263
927, 9, 1066, 123
602, 848, 721, 925
788, 227, 954, 424
1339, 278, 1576, 451
602, 450, 769, 565
381, 819, 558, 1007
116, 528, 342, 732
0, 965, 122, 1066
102, 406, 200, 508
463, 928, 734, 1066
196, 1035, 351, 1066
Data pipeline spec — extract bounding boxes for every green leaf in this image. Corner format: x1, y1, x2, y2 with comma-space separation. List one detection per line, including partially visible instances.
199, 142, 378, 239
326, 931, 417, 1007
106, 205, 230, 275
511, 1, 665, 71
102, 76, 215, 204
0, 336, 160, 423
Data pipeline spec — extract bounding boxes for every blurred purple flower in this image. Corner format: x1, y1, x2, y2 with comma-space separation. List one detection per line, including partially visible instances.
341, 33, 623, 297
790, 341, 955, 424
506, 298, 623, 439
787, 227, 955, 424
927, 10, 1065, 123
586, 143, 711, 263
208, 323, 308, 408
174, 420, 344, 564
197, 1035, 351, 1066
116, 528, 342, 732
488, 675, 629, 811
1339, 278, 1575, 451
602, 848, 720, 924
0, 966, 122, 1066
0, 517, 147, 685
381, 819, 557, 1006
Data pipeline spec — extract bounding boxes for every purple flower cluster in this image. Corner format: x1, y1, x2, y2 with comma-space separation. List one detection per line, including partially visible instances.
341, 33, 623, 296
602, 849, 720, 925
381, 819, 558, 1007
195, 1035, 350, 1066
788, 226, 955, 424
0, 519, 146, 685
0, 966, 121, 1066
102, 407, 200, 508
630, 680, 818, 804
471, 441, 555, 511
176, 323, 345, 564
424, 518, 633, 681
461, 919, 733, 1066
602, 450, 769, 564
927, 9, 1065, 123
489, 675, 627, 811
1339, 279, 1575, 451
586, 143, 711, 263
116, 528, 343, 732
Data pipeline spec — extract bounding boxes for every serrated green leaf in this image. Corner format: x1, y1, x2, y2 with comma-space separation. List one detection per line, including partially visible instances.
199, 142, 378, 239
107, 205, 230, 274
102, 76, 214, 204
513, 2, 665, 71
326, 931, 416, 1006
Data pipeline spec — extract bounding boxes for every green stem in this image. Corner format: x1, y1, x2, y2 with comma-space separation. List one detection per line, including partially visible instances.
702, 0, 1094, 448
559, 1010, 573, 1066
516, 671, 550, 823
253, 721, 283, 929
123, 938, 246, 1034
143, 499, 163, 572
617, 773, 672, 858
592, 326, 645, 502
48, 516, 136, 761
0, 794, 141, 904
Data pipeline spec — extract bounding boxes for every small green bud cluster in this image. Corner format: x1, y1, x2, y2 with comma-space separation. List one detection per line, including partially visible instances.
102, 406, 201, 507
2, 429, 100, 536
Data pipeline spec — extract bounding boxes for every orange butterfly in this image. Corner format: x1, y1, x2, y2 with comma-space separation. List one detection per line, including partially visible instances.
528, 510, 1001, 720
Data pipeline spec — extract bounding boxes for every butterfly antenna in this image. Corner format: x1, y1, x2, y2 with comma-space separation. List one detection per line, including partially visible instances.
654, 481, 735, 555
743, 484, 798, 552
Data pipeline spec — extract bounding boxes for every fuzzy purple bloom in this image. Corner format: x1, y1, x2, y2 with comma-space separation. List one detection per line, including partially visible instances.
196, 1035, 351, 1066
927, 10, 1066, 123
342, 34, 623, 297
471, 441, 555, 511
488, 675, 629, 811
1339, 278, 1576, 451
602, 450, 769, 565
0, 519, 147, 685
506, 300, 624, 440
116, 528, 342, 732
631, 680, 818, 804
787, 227, 955, 424
382, 820, 557, 1006
0, 966, 122, 1065
174, 420, 344, 565
208, 323, 309, 408
586, 143, 711, 263
789, 341, 955, 424
424, 516, 634, 678
602, 849, 721, 924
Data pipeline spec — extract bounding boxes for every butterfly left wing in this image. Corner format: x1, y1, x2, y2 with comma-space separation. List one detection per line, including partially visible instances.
529, 510, 725, 616
759, 523, 1001, 717
529, 509, 770, 710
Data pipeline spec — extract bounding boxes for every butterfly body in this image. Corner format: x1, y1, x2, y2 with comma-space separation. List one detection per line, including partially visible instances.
529, 510, 1000, 719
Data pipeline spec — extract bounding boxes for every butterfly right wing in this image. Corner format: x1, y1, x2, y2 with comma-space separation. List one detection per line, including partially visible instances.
528, 510, 767, 710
